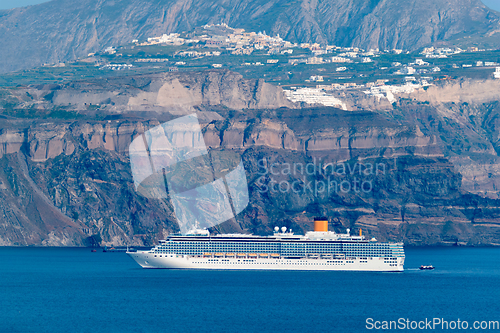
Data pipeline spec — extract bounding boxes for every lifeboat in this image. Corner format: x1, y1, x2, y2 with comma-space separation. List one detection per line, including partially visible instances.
248, 253, 257, 257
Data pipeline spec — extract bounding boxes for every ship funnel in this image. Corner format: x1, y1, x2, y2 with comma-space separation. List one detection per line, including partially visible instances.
314, 217, 328, 232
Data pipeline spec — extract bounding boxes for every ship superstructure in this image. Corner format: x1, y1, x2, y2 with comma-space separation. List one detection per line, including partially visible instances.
127, 219, 405, 271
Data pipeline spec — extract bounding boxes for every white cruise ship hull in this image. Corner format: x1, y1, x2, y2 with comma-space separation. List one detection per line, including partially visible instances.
127, 251, 404, 272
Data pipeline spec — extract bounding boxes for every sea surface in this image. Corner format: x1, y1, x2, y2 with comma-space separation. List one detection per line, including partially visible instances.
0, 246, 499, 333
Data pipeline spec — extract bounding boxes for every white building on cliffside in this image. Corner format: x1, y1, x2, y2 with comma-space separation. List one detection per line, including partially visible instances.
284, 88, 347, 109
363, 82, 428, 103
494, 67, 500, 79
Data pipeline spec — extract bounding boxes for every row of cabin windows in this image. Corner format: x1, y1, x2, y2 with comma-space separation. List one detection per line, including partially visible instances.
155, 249, 392, 257
155, 243, 396, 255
160, 241, 392, 247
160, 243, 392, 251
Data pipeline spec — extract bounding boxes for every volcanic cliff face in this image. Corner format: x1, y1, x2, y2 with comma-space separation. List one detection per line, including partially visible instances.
329, 79, 500, 201
0, 0, 499, 72
2, 72, 500, 247
1, 106, 500, 247
3, 70, 295, 112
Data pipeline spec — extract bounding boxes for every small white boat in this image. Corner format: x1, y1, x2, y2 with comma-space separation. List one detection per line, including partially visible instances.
419, 265, 434, 270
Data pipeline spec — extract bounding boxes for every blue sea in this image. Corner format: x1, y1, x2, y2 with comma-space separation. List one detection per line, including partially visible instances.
0, 247, 499, 333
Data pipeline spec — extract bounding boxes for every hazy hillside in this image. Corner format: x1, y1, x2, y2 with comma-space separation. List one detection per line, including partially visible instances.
0, 0, 499, 73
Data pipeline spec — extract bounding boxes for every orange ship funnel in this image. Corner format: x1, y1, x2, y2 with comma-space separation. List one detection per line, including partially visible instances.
314, 218, 328, 232
359, 228, 362, 236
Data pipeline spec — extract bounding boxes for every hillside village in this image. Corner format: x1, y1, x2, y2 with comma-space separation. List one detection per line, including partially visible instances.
7, 23, 500, 108
114, 24, 500, 107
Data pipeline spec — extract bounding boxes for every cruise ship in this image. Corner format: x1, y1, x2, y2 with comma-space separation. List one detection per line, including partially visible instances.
127, 218, 405, 271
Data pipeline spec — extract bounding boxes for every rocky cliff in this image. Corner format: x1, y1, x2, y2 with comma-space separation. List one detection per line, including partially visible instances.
1, 0, 499, 73
2, 72, 500, 246
2, 70, 295, 112
1, 107, 500, 247
329, 79, 500, 202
